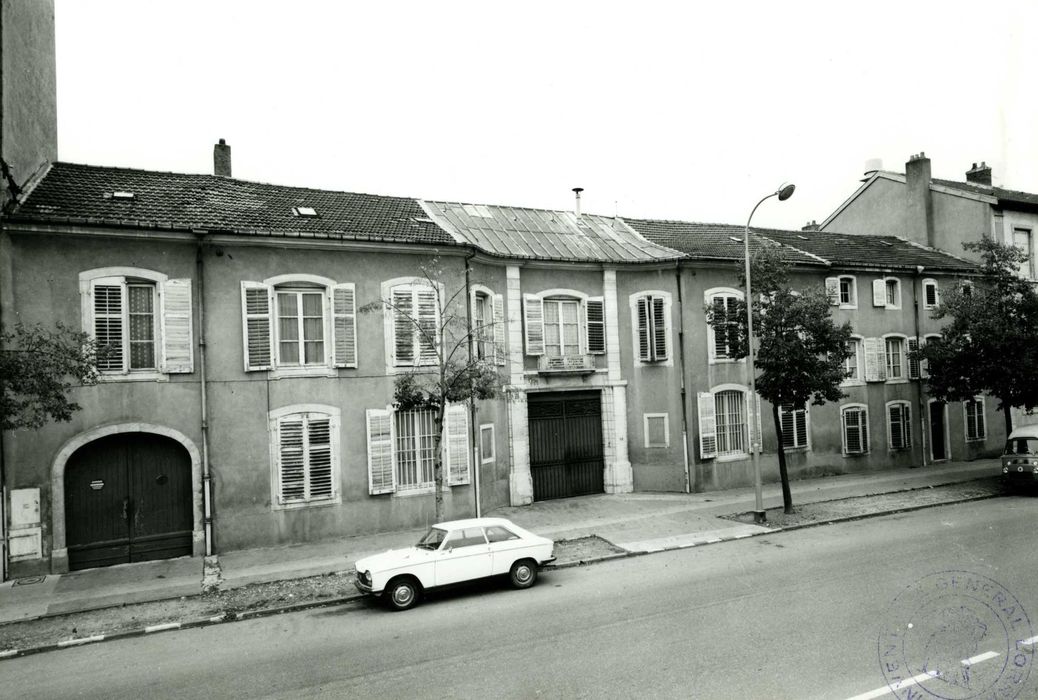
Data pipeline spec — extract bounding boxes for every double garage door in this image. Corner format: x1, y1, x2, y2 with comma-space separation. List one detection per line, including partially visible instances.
528, 391, 604, 501
65, 433, 193, 570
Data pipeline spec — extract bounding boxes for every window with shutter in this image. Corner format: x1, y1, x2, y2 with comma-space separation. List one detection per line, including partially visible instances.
644, 413, 669, 448
633, 293, 669, 363
885, 337, 904, 380
778, 404, 809, 449
843, 337, 864, 383
652, 296, 667, 360
242, 282, 273, 371
707, 289, 742, 362
842, 405, 869, 455
523, 294, 545, 356
473, 292, 490, 360
366, 408, 396, 495
838, 276, 856, 307
824, 277, 840, 306
714, 390, 747, 457
863, 337, 886, 382
964, 398, 986, 442
586, 297, 605, 355
907, 337, 921, 380
923, 279, 939, 309
395, 409, 436, 491
492, 294, 506, 366
542, 298, 581, 357
272, 407, 340, 507
332, 283, 357, 368
445, 404, 471, 485
388, 282, 441, 367
872, 279, 887, 307
697, 392, 717, 459
887, 402, 911, 450
637, 297, 651, 362
83, 269, 184, 376
276, 289, 326, 366
885, 279, 900, 307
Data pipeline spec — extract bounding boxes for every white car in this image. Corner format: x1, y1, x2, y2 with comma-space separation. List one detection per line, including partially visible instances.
353, 517, 556, 611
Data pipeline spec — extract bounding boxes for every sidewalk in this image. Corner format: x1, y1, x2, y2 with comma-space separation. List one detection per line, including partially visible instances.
0, 459, 1000, 626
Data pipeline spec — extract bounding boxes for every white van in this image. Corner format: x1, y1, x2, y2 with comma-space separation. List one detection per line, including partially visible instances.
1001, 424, 1038, 487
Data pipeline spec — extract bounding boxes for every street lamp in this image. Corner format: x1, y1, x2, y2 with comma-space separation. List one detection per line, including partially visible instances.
745, 182, 795, 524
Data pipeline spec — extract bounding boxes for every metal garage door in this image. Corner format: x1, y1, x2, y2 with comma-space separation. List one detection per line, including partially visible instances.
528, 391, 604, 500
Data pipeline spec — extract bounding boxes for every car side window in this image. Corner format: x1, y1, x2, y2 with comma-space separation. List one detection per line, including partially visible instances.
485, 525, 520, 543
444, 527, 488, 549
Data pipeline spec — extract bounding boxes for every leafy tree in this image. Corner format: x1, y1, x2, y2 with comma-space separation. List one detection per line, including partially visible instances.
707, 247, 853, 514
1, 322, 103, 430
919, 238, 1038, 437
361, 259, 503, 521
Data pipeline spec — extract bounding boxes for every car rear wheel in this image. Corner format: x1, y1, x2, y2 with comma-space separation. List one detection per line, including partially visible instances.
509, 559, 537, 589
384, 577, 420, 611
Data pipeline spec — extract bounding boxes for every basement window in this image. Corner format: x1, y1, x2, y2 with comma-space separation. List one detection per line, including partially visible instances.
293, 206, 319, 217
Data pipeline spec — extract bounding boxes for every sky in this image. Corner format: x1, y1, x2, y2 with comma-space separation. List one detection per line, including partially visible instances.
54, 0, 1038, 232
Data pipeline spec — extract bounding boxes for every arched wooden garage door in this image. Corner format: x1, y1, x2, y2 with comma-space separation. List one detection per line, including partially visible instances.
65, 433, 193, 570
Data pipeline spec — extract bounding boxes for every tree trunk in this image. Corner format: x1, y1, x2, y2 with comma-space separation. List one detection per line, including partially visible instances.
433, 405, 445, 522
1002, 395, 1014, 440
772, 403, 794, 514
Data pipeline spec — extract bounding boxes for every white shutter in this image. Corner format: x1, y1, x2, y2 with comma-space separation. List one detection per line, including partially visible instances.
161, 278, 194, 374
748, 393, 763, 450
524, 294, 544, 356
392, 288, 415, 366
920, 337, 930, 378
92, 278, 126, 372
887, 404, 902, 449
332, 283, 357, 368
652, 296, 668, 361
796, 407, 808, 448
366, 408, 396, 495
824, 277, 840, 305
277, 416, 307, 504
307, 414, 335, 500
872, 278, 886, 307
907, 337, 920, 380
697, 392, 717, 459
586, 297, 605, 354
864, 337, 886, 382
416, 287, 439, 365
493, 294, 506, 366
241, 281, 273, 371
637, 296, 651, 361
444, 404, 471, 485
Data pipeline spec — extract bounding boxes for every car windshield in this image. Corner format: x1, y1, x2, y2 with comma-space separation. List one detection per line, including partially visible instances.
1004, 437, 1038, 455
416, 527, 447, 550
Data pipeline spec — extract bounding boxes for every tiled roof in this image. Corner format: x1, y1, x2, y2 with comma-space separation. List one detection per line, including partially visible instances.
627, 218, 976, 272
623, 219, 827, 266
10, 162, 454, 245
421, 201, 684, 263
932, 177, 1038, 208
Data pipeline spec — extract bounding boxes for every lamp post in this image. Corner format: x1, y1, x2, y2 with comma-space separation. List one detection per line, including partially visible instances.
745, 182, 795, 524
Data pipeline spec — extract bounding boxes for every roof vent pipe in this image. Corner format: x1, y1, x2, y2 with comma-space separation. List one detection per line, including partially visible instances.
572, 187, 584, 218
214, 139, 232, 177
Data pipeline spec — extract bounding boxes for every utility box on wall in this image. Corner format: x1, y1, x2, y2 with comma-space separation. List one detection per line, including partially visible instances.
9, 488, 42, 561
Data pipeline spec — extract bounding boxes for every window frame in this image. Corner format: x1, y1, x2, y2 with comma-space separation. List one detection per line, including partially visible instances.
643, 412, 670, 448
964, 397, 987, 443
885, 278, 901, 309
922, 278, 940, 309
1013, 227, 1035, 279
883, 333, 907, 383
382, 277, 444, 373
777, 404, 810, 450
841, 404, 870, 456
630, 290, 673, 366
268, 404, 341, 510
480, 423, 495, 464
274, 286, 329, 368
886, 400, 912, 451
838, 275, 857, 309
712, 384, 751, 460
542, 297, 584, 358
842, 335, 865, 386
705, 287, 745, 364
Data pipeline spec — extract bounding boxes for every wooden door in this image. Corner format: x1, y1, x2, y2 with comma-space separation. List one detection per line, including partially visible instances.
528, 392, 604, 501
929, 402, 947, 461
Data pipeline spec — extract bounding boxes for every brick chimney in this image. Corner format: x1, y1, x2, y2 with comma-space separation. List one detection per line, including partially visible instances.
213, 139, 232, 177
802, 220, 819, 231
905, 152, 935, 248
966, 161, 992, 186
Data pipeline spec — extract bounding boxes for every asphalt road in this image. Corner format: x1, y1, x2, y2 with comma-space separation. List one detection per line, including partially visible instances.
6, 496, 1038, 699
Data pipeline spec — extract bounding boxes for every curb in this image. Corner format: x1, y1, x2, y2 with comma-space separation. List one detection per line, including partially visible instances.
0, 486, 1004, 661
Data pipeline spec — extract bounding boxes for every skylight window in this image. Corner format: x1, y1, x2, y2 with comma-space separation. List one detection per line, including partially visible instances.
293, 206, 318, 217
462, 204, 493, 218
110, 191, 135, 200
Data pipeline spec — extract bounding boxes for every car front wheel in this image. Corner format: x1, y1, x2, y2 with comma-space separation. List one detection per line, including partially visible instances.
384, 577, 420, 611
509, 559, 537, 589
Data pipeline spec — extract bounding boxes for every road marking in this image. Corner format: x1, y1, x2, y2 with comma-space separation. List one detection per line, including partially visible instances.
144, 622, 181, 633
1020, 635, 1038, 647
57, 635, 104, 647
963, 650, 999, 665
0, 650, 18, 658
846, 646, 1010, 700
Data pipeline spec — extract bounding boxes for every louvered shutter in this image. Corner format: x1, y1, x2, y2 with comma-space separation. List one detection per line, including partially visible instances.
524, 294, 544, 355
652, 296, 667, 361
864, 337, 886, 381
416, 287, 439, 365
331, 283, 357, 368
872, 279, 887, 307
907, 337, 920, 380
637, 296, 651, 361
366, 408, 396, 495
796, 407, 808, 448
712, 297, 730, 358
888, 404, 902, 449
748, 393, 763, 450
779, 405, 794, 448
824, 277, 840, 305
586, 297, 605, 354
697, 392, 717, 459
92, 278, 126, 372
925, 282, 939, 307
307, 415, 335, 499
392, 288, 415, 366
241, 281, 273, 371
493, 294, 506, 366
444, 404, 471, 485
160, 278, 194, 373
277, 416, 307, 504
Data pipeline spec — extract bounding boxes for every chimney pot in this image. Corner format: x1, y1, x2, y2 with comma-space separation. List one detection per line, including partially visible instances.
572, 187, 584, 217
214, 139, 232, 177
966, 160, 992, 186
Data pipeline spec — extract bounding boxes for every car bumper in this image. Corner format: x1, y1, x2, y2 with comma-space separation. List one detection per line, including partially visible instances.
1003, 470, 1038, 482
354, 576, 377, 595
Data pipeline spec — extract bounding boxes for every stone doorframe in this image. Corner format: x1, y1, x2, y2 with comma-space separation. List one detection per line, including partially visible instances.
50, 423, 205, 573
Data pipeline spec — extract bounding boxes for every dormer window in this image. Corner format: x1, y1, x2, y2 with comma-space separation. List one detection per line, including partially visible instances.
293, 206, 319, 217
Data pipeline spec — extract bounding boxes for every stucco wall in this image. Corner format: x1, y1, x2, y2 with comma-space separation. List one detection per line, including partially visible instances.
824, 179, 908, 238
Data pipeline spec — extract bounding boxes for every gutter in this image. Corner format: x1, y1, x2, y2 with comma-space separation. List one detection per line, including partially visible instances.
464, 249, 480, 517
675, 263, 692, 493
913, 266, 929, 469
195, 233, 215, 556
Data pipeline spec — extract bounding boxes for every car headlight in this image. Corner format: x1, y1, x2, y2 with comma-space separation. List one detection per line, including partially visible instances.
1003, 466, 1009, 473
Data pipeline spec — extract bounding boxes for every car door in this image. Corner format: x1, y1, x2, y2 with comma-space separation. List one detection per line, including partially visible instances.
435, 526, 492, 586
485, 524, 528, 575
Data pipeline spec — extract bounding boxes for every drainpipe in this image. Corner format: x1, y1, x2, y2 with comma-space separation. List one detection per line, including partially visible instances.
675, 263, 692, 493
195, 234, 214, 555
464, 250, 480, 516
913, 265, 929, 468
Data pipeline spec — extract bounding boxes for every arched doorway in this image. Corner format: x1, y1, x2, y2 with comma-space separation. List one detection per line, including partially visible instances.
64, 433, 193, 570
